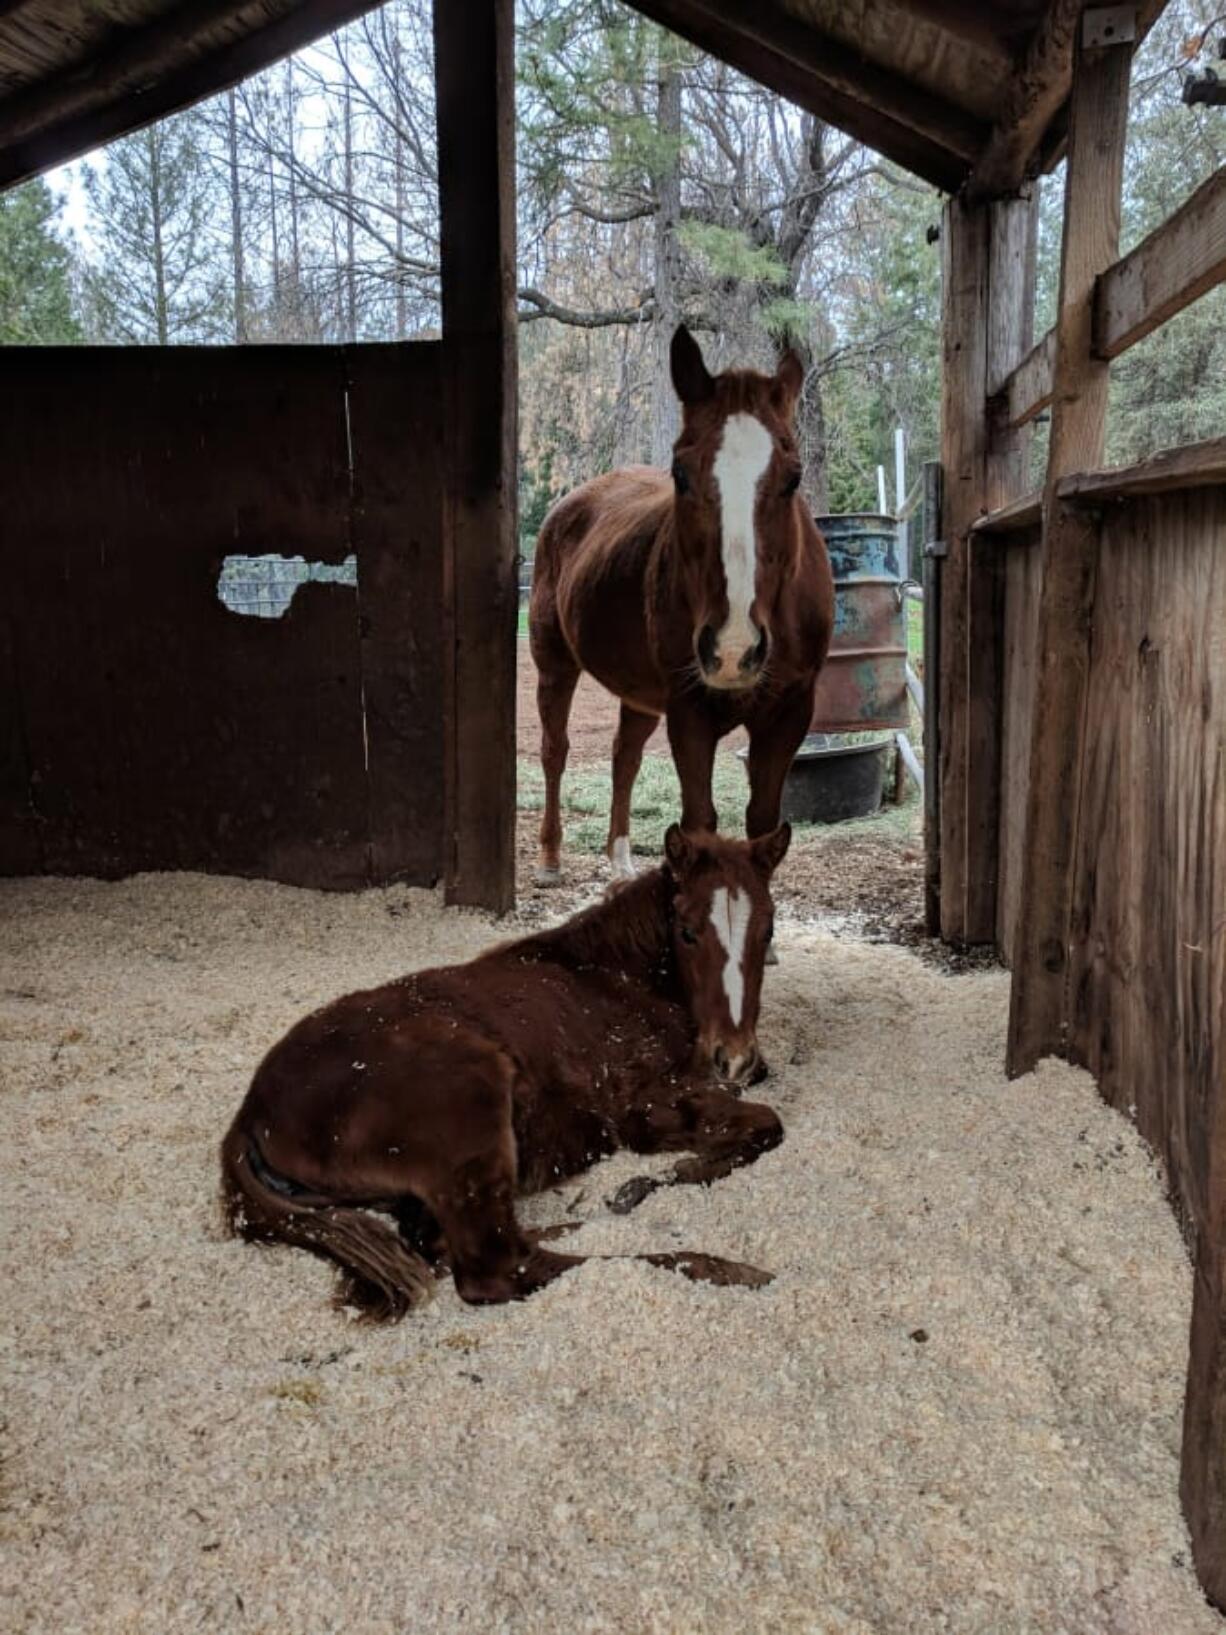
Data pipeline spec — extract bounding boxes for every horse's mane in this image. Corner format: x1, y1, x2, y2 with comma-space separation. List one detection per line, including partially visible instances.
524, 867, 675, 979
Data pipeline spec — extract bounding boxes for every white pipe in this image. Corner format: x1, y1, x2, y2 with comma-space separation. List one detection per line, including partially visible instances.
896, 730, 924, 794
876, 464, 887, 514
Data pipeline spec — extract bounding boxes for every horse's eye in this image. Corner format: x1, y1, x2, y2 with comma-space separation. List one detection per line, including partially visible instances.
680, 925, 698, 945
671, 460, 690, 495
781, 470, 801, 498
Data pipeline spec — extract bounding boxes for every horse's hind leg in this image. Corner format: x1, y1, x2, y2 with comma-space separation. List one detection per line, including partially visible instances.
533, 656, 579, 884
606, 703, 659, 879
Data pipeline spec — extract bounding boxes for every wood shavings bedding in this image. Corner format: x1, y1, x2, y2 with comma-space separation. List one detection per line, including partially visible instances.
0, 871, 1217, 1633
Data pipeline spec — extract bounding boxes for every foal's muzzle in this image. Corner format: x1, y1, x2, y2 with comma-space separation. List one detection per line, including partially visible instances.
695, 623, 769, 688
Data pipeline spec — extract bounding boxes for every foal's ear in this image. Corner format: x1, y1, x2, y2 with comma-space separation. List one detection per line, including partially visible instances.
664, 822, 696, 876
750, 822, 792, 876
671, 325, 714, 407
772, 348, 805, 416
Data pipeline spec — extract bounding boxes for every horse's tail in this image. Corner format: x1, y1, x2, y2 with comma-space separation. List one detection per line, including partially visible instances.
219, 1119, 434, 1323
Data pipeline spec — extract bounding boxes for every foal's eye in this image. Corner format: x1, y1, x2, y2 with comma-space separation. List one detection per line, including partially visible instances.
680, 925, 699, 945
781, 470, 801, 498
671, 460, 690, 495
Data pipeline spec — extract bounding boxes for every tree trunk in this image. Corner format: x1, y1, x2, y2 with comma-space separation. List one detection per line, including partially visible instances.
227, 89, 246, 343
343, 73, 357, 343
798, 354, 830, 515
148, 128, 168, 346
392, 25, 408, 340
285, 62, 301, 291
650, 46, 682, 468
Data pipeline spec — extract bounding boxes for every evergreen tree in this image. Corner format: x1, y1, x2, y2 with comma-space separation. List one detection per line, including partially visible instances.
0, 179, 80, 343
81, 109, 228, 344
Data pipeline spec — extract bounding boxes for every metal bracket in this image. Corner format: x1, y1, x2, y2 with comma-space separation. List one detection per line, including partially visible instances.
923, 539, 948, 559
1083, 6, 1137, 48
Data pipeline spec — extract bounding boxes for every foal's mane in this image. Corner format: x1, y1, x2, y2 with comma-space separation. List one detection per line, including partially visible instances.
525, 867, 675, 977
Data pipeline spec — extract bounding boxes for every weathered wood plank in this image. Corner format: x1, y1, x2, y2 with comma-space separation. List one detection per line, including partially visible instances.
1057, 435, 1226, 503
963, 192, 1037, 940
1007, 26, 1133, 1076
435, 0, 518, 913
1095, 163, 1226, 359
1051, 489, 1226, 1607
921, 460, 943, 937
963, 0, 1082, 204
994, 326, 1055, 429
938, 194, 990, 941
970, 491, 1043, 536
996, 542, 1043, 960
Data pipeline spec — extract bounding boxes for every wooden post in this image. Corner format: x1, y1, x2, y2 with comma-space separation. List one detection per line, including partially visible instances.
938, 194, 989, 942
1006, 13, 1133, 1075
921, 460, 942, 937
960, 193, 1040, 942
434, 0, 518, 912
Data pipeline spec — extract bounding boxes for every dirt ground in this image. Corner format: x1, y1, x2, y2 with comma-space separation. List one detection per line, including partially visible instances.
2, 871, 1217, 1634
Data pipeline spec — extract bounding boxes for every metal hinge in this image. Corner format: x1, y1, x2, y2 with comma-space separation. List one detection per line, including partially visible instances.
1083, 6, 1137, 48
923, 539, 949, 559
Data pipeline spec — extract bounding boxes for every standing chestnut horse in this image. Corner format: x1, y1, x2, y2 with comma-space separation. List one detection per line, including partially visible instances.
221, 825, 788, 1322
530, 325, 834, 881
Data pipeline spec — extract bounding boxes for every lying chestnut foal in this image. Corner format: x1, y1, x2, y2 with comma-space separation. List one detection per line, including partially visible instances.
221, 823, 789, 1321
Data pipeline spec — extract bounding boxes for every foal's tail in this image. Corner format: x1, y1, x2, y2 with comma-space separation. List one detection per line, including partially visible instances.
219, 1121, 434, 1323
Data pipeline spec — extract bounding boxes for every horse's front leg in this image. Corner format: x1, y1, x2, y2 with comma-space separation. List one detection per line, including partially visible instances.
666, 701, 719, 833
609, 1088, 784, 1214
606, 703, 659, 878
744, 684, 814, 839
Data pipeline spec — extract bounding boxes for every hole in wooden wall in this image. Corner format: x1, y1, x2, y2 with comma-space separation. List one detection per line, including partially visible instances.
217, 553, 357, 619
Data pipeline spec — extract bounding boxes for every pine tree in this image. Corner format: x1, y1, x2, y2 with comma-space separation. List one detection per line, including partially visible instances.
82, 109, 228, 344
0, 179, 80, 343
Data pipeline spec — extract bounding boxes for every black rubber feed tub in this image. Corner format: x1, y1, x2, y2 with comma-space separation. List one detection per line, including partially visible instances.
740, 733, 889, 824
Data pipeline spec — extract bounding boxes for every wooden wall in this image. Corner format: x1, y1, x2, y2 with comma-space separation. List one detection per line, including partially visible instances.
996, 534, 1042, 962
0, 343, 444, 891
1065, 489, 1226, 1248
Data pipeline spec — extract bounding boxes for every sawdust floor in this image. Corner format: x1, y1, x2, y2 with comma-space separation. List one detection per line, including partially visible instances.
0, 871, 1218, 1634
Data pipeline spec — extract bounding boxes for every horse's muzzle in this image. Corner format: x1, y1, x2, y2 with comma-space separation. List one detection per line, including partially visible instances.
696, 623, 769, 689
712, 1042, 765, 1085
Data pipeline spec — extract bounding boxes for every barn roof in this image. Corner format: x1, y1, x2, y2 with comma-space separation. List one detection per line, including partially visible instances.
0, 0, 1162, 196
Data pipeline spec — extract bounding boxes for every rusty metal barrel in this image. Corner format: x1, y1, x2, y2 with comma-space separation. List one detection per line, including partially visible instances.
809, 512, 909, 732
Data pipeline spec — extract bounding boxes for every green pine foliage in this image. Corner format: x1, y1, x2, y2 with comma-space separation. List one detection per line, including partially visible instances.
0, 180, 80, 344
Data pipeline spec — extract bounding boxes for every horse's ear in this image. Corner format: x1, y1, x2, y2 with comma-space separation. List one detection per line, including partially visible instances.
664, 823, 696, 876
772, 348, 805, 416
671, 325, 714, 407
751, 822, 791, 876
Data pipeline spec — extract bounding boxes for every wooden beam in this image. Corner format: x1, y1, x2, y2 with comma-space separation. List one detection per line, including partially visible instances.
993, 325, 1055, 428
1056, 436, 1226, 503
0, 0, 384, 190
962, 192, 1037, 940
435, 0, 517, 913
1095, 166, 1226, 359
1007, 23, 1133, 1076
963, 0, 1083, 203
970, 490, 1043, 536
628, 0, 972, 192
937, 194, 990, 941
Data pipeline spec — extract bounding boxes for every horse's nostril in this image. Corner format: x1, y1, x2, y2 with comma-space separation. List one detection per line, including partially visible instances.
713, 1044, 730, 1077
696, 625, 718, 673
740, 626, 769, 672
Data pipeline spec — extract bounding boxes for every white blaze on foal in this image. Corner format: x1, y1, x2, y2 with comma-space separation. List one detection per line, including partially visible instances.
710, 412, 773, 683
709, 885, 751, 1027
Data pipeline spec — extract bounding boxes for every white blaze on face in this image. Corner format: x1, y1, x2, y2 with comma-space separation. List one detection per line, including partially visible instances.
711, 412, 773, 677
709, 886, 752, 1026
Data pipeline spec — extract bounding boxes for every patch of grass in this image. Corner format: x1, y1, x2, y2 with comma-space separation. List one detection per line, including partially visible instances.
517, 605, 530, 638
518, 748, 921, 858
517, 751, 748, 857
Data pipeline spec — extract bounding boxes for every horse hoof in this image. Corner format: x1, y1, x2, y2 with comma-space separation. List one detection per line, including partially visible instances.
534, 865, 562, 886
764, 940, 780, 966
608, 1175, 660, 1215
608, 838, 636, 881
